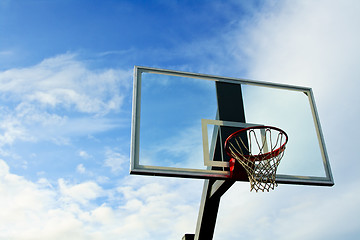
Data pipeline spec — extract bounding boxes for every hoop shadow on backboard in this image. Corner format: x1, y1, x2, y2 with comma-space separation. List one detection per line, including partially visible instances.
130, 66, 334, 187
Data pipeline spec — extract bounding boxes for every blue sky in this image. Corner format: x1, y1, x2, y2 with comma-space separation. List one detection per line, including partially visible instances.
0, 0, 254, 69
1, 0, 360, 239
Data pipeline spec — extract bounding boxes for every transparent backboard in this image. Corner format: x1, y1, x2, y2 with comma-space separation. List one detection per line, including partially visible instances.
130, 66, 334, 186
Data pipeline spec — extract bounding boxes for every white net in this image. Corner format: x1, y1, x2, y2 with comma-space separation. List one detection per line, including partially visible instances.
225, 126, 288, 192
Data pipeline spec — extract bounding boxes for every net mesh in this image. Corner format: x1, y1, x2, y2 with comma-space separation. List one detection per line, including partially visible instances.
226, 127, 288, 192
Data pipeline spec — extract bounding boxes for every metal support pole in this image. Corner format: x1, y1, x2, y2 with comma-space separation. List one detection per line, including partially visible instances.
182, 82, 246, 240
194, 179, 234, 240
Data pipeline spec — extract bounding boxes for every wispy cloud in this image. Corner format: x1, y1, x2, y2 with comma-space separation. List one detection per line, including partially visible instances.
76, 164, 86, 174
0, 53, 131, 114
58, 178, 106, 205
78, 150, 91, 159
0, 50, 13, 56
0, 53, 131, 148
104, 148, 128, 173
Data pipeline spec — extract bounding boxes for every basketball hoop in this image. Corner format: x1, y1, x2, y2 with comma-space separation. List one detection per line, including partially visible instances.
224, 126, 288, 192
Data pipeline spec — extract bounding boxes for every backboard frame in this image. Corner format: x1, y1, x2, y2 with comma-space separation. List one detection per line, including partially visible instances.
130, 66, 334, 186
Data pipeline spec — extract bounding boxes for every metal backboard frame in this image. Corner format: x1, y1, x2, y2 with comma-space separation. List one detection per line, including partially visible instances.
130, 66, 334, 186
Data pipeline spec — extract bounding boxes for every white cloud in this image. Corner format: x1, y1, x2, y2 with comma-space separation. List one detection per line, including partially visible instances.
0, 159, 202, 240
76, 164, 86, 174
89, 203, 116, 225
0, 113, 32, 146
0, 105, 121, 147
0, 53, 131, 114
238, 0, 360, 91
214, 182, 360, 240
113, 176, 202, 239
0, 54, 131, 148
78, 150, 91, 159
104, 148, 128, 173
58, 179, 105, 205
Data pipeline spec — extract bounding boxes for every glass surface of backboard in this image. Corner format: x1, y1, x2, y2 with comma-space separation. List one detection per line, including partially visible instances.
130, 66, 334, 186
